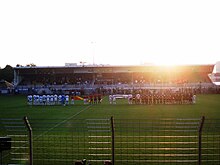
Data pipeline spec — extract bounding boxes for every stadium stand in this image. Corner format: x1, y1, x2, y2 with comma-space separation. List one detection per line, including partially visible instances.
13, 64, 220, 95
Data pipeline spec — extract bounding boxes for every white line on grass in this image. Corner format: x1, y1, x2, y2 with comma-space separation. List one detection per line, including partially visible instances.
34, 104, 92, 139
3, 104, 93, 159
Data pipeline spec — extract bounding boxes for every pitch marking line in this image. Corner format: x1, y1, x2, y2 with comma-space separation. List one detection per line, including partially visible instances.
34, 104, 92, 139
3, 104, 93, 159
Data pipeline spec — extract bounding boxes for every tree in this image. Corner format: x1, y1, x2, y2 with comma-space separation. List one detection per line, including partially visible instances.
0, 65, 14, 83
16, 64, 23, 67
26, 63, 36, 67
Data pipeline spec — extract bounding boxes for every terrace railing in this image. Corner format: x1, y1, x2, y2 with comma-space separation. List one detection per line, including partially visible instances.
0, 117, 220, 165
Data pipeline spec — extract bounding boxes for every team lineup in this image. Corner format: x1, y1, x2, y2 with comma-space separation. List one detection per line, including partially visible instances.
27, 89, 196, 106
27, 94, 103, 106
109, 92, 196, 105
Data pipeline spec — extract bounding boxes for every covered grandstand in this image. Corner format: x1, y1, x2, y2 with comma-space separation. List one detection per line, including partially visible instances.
13, 64, 217, 94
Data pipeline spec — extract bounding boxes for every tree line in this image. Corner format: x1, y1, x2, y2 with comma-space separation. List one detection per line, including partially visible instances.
0, 63, 36, 83
0, 65, 14, 82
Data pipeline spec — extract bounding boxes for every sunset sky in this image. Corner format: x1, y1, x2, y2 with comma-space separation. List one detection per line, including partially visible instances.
0, 0, 220, 68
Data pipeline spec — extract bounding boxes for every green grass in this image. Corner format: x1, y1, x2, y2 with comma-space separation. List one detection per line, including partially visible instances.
0, 94, 220, 165
0, 94, 220, 119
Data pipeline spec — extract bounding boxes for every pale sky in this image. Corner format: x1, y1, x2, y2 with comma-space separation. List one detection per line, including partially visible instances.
0, 0, 220, 68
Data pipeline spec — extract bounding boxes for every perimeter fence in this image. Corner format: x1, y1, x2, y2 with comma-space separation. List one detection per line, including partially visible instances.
0, 117, 220, 165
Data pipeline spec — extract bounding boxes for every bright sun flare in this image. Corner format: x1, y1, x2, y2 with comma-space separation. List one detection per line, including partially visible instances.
153, 56, 180, 66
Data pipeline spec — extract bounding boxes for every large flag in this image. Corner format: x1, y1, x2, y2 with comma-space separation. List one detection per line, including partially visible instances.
73, 96, 83, 100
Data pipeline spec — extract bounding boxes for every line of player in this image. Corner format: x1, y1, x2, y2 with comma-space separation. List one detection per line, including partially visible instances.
27, 94, 71, 106
84, 94, 102, 104
109, 93, 196, 105
27, 94, 103, 106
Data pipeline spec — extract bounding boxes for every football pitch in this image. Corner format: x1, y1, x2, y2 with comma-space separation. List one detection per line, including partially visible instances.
0, 94, 220, 119
0, 94, 220, 165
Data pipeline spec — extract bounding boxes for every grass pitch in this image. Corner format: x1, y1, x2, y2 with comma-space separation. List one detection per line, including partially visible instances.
0, 94, 220, 119
0, 94, 220, 164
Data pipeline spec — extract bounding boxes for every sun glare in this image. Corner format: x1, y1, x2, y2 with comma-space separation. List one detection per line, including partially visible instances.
153, 57, 180, 66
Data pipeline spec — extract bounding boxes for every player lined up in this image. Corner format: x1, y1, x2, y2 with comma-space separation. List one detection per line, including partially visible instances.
109, 92, 196, 105
27, 94, 70, 106
83, 94, 102, 104
27, 94, 103, 106
137, 92, 196, 105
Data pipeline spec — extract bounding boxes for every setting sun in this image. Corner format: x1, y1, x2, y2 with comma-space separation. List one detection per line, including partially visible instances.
153, 57, 180, 66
